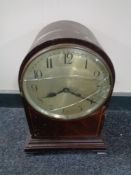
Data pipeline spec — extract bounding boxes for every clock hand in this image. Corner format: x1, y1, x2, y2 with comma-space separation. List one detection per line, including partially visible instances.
62, 88, 96, 104
63, 88, 81, 96
44, 88, 65, 98
44, 87, 96, 104
50, 89, 100, 112
44, 88, 77, 98
45, 92, 57, 98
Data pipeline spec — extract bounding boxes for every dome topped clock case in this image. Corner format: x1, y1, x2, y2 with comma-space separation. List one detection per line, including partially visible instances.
19, 21, 115, 152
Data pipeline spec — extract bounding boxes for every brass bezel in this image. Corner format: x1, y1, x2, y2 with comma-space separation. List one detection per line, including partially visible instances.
20, 43, 114, 120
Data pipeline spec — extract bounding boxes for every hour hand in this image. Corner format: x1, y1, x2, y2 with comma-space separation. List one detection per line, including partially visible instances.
44, 89, 64, 98
45, 92, 57, 98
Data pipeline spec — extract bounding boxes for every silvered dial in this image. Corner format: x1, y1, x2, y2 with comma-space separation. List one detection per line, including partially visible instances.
21, 44, 112, 120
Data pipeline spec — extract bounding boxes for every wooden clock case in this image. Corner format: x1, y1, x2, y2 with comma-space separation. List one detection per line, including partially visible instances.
18, 21, 115, 152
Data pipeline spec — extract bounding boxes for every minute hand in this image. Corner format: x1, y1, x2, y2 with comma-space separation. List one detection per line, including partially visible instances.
63, 88, 96, 104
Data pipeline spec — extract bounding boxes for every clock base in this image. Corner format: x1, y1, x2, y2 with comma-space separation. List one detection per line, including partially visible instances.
24, 135, 106, 152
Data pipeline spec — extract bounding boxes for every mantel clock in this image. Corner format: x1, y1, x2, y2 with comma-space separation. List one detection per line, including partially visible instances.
18, 21, 115, 152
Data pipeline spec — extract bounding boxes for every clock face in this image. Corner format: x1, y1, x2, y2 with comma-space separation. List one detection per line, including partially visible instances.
21, 44, 113, 120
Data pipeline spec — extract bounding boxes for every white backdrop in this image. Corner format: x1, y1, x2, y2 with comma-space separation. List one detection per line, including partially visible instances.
0, 0, 131, 93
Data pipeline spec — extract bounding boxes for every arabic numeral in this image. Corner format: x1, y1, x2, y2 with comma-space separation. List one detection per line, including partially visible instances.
31, 84, 38, 91
64, 53, 73, 64
46, 58, 53, 68
94, 70, 100, 77
85, 59, 88, 69
34, 70, 43, 79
